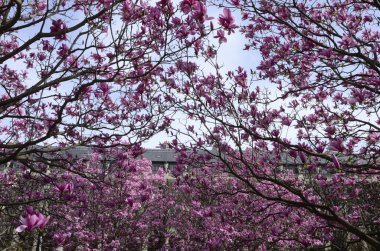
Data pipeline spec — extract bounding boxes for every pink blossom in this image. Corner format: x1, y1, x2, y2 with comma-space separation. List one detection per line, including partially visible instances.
331, 155, 341, 169
56, 182, 74, 194
231, 0, 240, 6
50, 19, 68, 40
298, 151, 307, 163
37, 52, 46, 61
324, 125, 336, 135
180, 0, 197, 14
329, 138, 346, 152
214, 29, 227, 43
219, 8, 238, 34
340, 35, 355, 48
57, 44, 69, 58
16, 207, 49, 232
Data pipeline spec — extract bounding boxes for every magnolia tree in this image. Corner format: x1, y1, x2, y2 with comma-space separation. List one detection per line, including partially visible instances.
1, 0, 380, 250
159, 157, 333, 250
0, 0, 213, 164
0, 147, 167, 249
0, 0, 213, 249
164, 0, 380, 249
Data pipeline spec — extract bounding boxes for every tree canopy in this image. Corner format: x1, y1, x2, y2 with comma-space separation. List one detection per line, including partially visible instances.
0, 0, 379, 250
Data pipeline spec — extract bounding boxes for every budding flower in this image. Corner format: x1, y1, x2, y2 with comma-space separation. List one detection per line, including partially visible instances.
331, 154, 341, 170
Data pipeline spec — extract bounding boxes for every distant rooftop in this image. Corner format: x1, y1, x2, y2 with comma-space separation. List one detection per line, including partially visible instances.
142, 148, 177, 163
46, 146, 178, 163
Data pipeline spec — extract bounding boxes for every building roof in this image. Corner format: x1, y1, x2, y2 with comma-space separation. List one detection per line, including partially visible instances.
142, 149, 177, 163
41, 146, 178, 163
